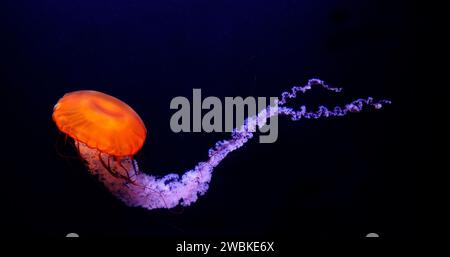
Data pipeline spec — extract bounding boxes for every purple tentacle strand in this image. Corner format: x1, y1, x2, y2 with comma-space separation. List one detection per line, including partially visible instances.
77, 79, 391, 210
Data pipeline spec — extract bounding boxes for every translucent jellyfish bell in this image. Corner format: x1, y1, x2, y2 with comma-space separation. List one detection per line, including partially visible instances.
53, 90, 147, 157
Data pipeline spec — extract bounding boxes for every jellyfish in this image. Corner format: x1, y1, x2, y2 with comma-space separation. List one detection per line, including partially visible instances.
52, 79, 391, 210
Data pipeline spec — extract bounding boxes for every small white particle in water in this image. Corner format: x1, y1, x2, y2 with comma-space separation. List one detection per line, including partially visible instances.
366, 233, 379, 238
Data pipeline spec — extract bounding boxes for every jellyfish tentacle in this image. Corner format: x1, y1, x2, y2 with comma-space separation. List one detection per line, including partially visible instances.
278, 97, 392, 121
278, 78, 343, 105
132, 159, 140, 175
74, 79, 391, 210
116, 158, 137, 183
98, 152, 123, 180
54, 133, 82, 160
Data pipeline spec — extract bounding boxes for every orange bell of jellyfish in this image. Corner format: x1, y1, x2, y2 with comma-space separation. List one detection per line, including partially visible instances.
52, 90, 147, 157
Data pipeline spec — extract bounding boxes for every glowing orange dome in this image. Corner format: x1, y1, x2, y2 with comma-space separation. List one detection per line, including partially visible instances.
53, 90, 147, 156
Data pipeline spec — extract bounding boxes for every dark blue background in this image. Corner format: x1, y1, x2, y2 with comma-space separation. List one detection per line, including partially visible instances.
2, 0, 419, 239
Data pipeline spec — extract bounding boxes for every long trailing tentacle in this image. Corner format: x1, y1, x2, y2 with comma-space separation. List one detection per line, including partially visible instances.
207, 78, 391, 164
76, 79, 391, 210
278, 78, 343, 105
